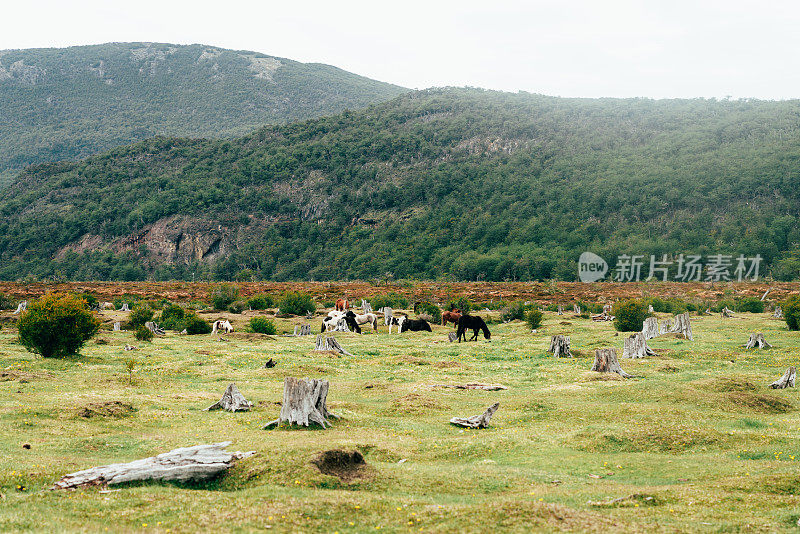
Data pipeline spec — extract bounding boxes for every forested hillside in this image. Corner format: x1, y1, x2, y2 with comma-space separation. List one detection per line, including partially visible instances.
0, 42, 406, 184
1, 88, 799, 281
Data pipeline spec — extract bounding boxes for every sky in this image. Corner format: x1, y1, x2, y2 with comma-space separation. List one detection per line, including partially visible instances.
2, 0, 800, 100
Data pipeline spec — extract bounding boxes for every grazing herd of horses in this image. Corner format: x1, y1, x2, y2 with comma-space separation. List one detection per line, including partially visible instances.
323, 301, 490, 341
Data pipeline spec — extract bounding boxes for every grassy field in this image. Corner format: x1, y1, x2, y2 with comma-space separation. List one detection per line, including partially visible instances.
1, 306, 799, 533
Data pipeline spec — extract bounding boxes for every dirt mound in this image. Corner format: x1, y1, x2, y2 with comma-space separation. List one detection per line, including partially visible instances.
386, 393, 450, 415
728, 392, 793, 414
78, 401, 136, 418
0, 369, 54, 382
311, 450, 367, 481
698, 376, 758, 392
433, 360, 463, 368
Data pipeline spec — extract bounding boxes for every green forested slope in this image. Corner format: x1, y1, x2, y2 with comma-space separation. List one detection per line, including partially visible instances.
0, 42, 406, 183
1, 88, 799, 281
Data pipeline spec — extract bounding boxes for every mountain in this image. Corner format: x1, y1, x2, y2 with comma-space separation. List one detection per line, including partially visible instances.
1, 88, 799, 282
0, 42, 407, 185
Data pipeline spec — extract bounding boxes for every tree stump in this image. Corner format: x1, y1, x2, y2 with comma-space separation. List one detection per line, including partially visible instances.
548, 334, 572, 357
721, 307, 734, 318
205, 383, 252, 412
300, 324, 311, 336
314, 334, 353, 356
622, 333, 656, 359
52, 442, 255, 489
361, 299, 373, 313
573, 305, 581, 314
744, 333, 772, 349
773, 307, 783, 319
449, 403, 499, 429
648, 304, 654, 313
659, 318, 673, 335
769, 367, 796, 389
332, 318, 350, 332
120, 303, 130, 312
263, 377, 338, 429
13, 301, 27, 315
669, 312, 693, 340
113, 322, 121, 332
642, 317, 658, 340
557, 305, 563, 315
383, 307, 394, 326
448, 332, 458, 342
591, 348, 631, 378
145, 321, 165, 335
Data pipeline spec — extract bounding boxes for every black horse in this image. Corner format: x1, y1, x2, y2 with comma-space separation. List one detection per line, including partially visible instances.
400, 317, 432, 332
456, 314, 491, 342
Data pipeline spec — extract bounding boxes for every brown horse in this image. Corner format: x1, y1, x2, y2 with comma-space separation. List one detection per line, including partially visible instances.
335, 298, 350, 311
442, 310, 462, 327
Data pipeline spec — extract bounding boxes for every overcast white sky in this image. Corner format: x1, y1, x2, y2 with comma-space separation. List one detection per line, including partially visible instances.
3, 0, 799, 99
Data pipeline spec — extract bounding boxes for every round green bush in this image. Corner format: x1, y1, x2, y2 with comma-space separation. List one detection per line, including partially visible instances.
446, 296, 473, 313
249, 317, 277, 335
525, 309, 543, 329
783, 295, 800, 331
278, 291, 316, 316
134, 325, 154, 342
18, 292, 101, 358
183, 312, 212, 335
157, 304, 185, 330
734, 297, 765, 314
415, 301, 441, 323
370, 293, 409, 310
612, 299, 650, 332
501, 301, 527, 322
210, 284, 239, 311
247, 294, 273, 310
228, 300, 247, 314
128, 304, 154, 329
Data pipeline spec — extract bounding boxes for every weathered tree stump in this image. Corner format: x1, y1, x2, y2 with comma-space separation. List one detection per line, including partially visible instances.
744, 333, 772, 350
648, 304, 655, 313
548, 334, 572, 357
383, 307, 394, 326
591, 348, 631, 378
721, 306, 734, 318
449, 402, 499, 429
113, 322, 121, 332
622, 332, 656, 358
13, 301, 27, 315
769, 367, 796, 389
448, 332, 458, 342
120, 303, 130, 312
573, 305, 581, 315
659, 318, 673, 335
331, 318, 350, 332
52, 442, 255, 489
773, 307, 783, 319
263, 377, 338, 429
669, 312, 693, 340
557, 305, 564, 315
205, 383, 252, 412
361, 299, 373, 313
642, 317, 659, 340
292, 324, 312, 336
145, 321, 165, 335
314, 334, 353, 356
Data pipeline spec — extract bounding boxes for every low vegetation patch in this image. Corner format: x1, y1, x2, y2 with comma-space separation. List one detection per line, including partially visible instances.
311, 450, 368, 482
78, 401, 136, 418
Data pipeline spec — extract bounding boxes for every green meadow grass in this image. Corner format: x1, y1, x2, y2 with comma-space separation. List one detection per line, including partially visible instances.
1, 309, 799, 533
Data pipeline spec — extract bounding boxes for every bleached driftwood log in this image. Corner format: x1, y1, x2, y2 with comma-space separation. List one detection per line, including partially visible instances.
263, 377, 338, 429
13, 301, 27, 314
120, 303, 130, 312
769, 367, 796, 389
449, 402, 499, 429
591, 348, 631, 378
448, 332, 458, 342
761, 289, 771, 301
659, 318, 673, 335
669, 312, 693, 340
432, 383, 507, 391
314, 334, 353, 356
744, 333, 772, 350
721, 306, 734, 318
622, 333, 656, 358
773, 307, 783, 319
642, 317, 659, 340
383, 307, 394, 326
205, 383, 252, 412
548, 335, 572, 358
145, 322, 165, 335
113, 322, 121, 332
52, 442, 255, 489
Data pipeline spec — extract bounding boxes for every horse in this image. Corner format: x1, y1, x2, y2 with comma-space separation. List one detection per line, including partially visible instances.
321, 311, 361, 333
212, 319, 234, 335
400, 318, 432, 333
346, 310, 379, 331
388, 315, 407, 334
442, 310, 462, 327
335, 298, 350, 311
456, 314, 491, 342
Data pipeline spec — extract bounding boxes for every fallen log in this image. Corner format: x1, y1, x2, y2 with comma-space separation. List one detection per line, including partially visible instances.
52, 442, 255, 489
450, 403, 499, 429
263, 377, 338, 429
744, 333, 772, 350
431, 383, 507, 391
721, 307, 734, 318
548, 334, 572, 358
769, 367, 796, 389
144, 322, 165, 335
205, 383, 252, 412
591, 348, 631, 378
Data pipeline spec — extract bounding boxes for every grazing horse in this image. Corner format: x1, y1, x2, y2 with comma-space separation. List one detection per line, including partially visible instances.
456, 314, 491, 342
388, 315, 406, 334
335, 298, 350, 311
212, 319, 234, 335
400, 318, 432, 333
442, 310, 462, 327
346, 310, 379, 331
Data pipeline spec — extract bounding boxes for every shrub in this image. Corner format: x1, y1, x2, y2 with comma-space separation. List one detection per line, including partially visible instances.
228, 300, 247, 314
249, 317, 277, 335
525, 309, 543, 329
210, 284, 239, 310
502, 301, 528, 322
157, 304, 185, 330
0, 292, 16, 310
76, 292, 98, 309
113, 295, 139, 310
247, 294, 273, 310
735, 296, 765, 314
278, 291, 316, 316
134, 325, 154, 342
783, 295, 800, 331
446, 297, 473, 313
612, 299, 650, 332
183, 312, 212, 335
17, 293, 101, 358
711, 300, 736, 313
370, 292, 409, 310
128, 304, 154, 329
415, 301, 441, 323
